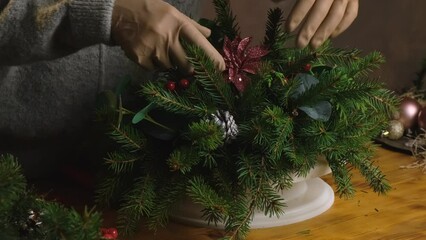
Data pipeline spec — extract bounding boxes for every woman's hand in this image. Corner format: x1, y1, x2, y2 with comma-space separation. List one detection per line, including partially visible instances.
111, 0, 225, 73
273, 0, 359, 48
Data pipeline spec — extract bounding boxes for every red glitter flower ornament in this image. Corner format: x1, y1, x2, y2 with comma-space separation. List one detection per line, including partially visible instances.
222, 36, 269, 92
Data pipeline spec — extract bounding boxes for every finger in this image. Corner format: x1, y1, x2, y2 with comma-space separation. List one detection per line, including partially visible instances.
169, 37, 193, 75
286, 0, 316, 32
136, 54, 156, 71
331, 0, 359, 38
190, 19, 212, 38
152, 50, 173, 70
310, 0, 348, 48
131, 44, 156, 71
180, 22, 226, 71
296, 0, 334, 48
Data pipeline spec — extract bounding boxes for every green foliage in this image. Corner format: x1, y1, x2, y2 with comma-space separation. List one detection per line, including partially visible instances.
0, 154, 26, 214
141, 81, 209, 117
213, 0, 240, 40
96, 1, 398, 239
0, 155, 102, 239
185, 43, 235, 111
116, 176, 156, 236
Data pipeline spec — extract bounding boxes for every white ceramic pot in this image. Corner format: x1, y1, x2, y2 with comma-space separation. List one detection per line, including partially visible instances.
170, 158, 334, 228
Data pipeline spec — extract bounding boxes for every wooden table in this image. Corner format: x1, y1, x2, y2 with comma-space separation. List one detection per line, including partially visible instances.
123, 147, 426, 240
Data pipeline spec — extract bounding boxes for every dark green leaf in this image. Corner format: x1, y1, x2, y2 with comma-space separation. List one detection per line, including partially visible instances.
299, 101, 332, 121
132, 103, 156, 124
292, 73, 319, 99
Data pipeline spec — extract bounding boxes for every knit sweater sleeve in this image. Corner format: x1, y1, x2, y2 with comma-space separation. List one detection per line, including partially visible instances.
0, 0, 115, 66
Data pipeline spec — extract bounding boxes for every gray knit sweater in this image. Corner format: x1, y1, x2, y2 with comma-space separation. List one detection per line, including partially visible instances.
0, 0, 200, 138
0, 0, 200, 175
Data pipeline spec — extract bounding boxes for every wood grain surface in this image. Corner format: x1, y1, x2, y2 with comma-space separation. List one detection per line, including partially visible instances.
117, 147, 426, 240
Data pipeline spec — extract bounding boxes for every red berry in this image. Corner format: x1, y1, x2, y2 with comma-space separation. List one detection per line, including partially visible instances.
165, 81, 176, 91
304, 63, 312, 72
108, 228, 118, 239
101, 228, 118, 239
179, 78, 190, 89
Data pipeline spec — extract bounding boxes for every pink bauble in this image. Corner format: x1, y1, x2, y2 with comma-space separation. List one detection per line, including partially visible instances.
399, 97, 421, 129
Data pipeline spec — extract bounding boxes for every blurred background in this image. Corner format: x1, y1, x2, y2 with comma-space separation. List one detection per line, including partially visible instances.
201, 0, 426, 92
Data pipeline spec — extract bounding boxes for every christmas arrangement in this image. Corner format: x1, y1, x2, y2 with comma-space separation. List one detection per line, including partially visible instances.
94, 0, 398, 239
0, 0, 400, 239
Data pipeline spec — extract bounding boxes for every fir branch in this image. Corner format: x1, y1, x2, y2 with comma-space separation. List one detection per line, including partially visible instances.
167, 146, 200, 174
298, 121, 337, 149
261, 106, 294, 162
0, 154, 26, 214
109, 124, 145, 153
95, 174, 127, 208
224, 196, 253, 240
147, 179, 187, 231
352, 157, 391, 195
365, 88, 399, 118
187, 176, 229, 226
239, 119, 273, 147
255, 183, 285, 218
328, 157, 355, 198
117, 176, 156, 236
185, 43, 235, 111
314, 41, 361, 67
263, 8, 292, 67
345, 51, 385, 78
213, 0, 240, 39
142, 82, 209, 117
275, 47, 315, 74
42, 203, 101, 240
226, 172, 272, 240
104, 151, 140, 174
237, 153, 261, 187
332, 79, 397, 122
186, 120, 224, 151
200, 151, 218, 169
263, 8, 286, 46
63, 206, 102, 240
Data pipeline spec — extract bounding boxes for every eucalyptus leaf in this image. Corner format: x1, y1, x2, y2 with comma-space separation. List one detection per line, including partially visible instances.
291, 73, 319, 99
132, 103, 156, 124
299, 101, 332, 122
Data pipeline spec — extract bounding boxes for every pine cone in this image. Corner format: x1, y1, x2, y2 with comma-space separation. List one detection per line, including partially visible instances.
210, 110, 238, 142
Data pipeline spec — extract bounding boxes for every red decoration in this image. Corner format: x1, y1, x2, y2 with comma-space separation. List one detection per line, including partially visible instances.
179, 78, 190, 89
165, 81, 176, 91
222, 36, 269, 92
399, 97, 421, 128
101, 228, 118, 240
304, 63, 312, 72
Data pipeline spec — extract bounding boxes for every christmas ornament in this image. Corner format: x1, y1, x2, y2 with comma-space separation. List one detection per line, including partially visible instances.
398, 97, 421, 129
222, 36, 269, 92
303, 63, 312, 72
18, 209, 43, 234
383, 120, 405, 140
165, 81, 176, 91
210, 110, 238, 142
101, 227, 118, 240
179, 78, 190, 89
418, 106, 426, 130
